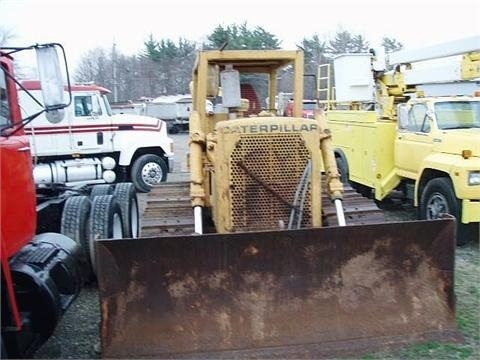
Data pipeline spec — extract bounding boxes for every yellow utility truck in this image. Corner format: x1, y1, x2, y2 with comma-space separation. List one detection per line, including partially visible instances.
323, 36, 480, 244
94, 49, 461, 358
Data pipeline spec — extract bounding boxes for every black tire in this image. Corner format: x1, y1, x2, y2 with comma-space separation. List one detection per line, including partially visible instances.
60, 195, 91, 277
130, 154, 168, 193
169, 125, 179, 134
88, 195, 124, 275
419, 177, 469, 246
335, 155, 349, 185
61, 195, 91, 244
89, 184, 113, 199
350, 181, 372, 198
113, 182, 140, 238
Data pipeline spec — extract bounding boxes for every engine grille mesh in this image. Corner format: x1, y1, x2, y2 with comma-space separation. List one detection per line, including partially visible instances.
230, 133, 311, 231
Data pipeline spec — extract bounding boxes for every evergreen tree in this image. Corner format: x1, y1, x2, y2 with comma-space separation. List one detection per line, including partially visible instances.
205, 22, 281, 50
327, 29, 369, 55
382, 37, 403, 53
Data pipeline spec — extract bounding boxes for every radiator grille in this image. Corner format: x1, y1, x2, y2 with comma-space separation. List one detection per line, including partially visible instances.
230, 133, 311, 231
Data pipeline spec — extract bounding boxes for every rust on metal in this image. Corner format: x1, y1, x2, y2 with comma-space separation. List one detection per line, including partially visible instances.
229, 134, 313, 231
96, 218, 462, 359
237, 160, 297, 210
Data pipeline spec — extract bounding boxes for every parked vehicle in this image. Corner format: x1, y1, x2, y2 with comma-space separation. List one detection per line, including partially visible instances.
1, 43, 138, 358
286, 98, 318, 118
146, 95, 213, 134
20, 81, 174, 192
322, 36, 480, 244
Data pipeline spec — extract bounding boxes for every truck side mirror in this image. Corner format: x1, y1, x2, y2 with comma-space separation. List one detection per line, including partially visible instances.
36, 44, 66, 123
397, 104, 409, 130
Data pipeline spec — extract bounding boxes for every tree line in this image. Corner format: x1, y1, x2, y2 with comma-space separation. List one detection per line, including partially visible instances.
2, 23, 403, 103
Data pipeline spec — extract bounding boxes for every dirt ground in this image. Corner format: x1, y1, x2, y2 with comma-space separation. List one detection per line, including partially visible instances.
33, 209, 419, 360
33, 133, 478, 359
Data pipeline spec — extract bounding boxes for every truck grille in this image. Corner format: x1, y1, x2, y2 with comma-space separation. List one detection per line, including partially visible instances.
230, 133, 312, 231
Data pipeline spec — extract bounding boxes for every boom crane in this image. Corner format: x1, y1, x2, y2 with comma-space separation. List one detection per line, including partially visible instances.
323, 36, 480, 244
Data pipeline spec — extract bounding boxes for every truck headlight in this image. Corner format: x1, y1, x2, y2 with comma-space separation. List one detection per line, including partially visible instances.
468, 171, 480, 186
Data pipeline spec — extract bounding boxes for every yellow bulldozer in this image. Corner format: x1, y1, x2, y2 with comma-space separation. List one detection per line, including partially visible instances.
95, 49, 462, 358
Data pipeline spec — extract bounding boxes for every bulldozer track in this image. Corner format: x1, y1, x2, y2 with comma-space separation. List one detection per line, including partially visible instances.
322, 182, 385, 226
140, 178, 385, 236
140, 181, 194, 237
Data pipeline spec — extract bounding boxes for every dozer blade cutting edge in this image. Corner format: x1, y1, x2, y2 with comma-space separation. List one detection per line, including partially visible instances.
96, 218, 463, 359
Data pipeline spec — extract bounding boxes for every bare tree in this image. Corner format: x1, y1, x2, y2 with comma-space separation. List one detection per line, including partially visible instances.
0, 26, 15, 47
72, 25, 405, 102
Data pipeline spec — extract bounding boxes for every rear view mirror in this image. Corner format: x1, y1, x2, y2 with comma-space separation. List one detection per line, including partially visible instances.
36, 45, 64, 108
36, 44, 69, 123
397, 103, 409, 130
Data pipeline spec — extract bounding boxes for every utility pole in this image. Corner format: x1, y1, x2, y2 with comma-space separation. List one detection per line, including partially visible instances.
112, 41, 118, 102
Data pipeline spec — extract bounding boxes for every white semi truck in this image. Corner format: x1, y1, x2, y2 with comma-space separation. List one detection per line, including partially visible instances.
19, 81, 174, 192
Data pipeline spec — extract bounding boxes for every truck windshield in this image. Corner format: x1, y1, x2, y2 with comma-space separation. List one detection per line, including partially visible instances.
435, 101, 480, 130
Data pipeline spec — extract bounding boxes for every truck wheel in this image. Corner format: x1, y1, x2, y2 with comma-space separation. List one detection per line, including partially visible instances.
113, 182, 140, 238
169, 125, 179, 134
61, 195, 91, 276
419, 177, 468, 245
88, 195, 124, 275
335, 156, 349, 184
89, 184, 113, 199
131, 154, 168, 193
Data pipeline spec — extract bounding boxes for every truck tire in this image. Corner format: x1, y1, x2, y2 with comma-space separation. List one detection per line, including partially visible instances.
335, 155, 349, 185
419, 177, 469, 245
89, 184, 113, 199
60, 195, 91, 277
131, 154, 168, 193
113, 182, 139, 238
88, 195, 124, 275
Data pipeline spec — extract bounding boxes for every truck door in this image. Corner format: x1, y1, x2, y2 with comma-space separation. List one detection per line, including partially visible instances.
0, 68, 37, 253
72, 92, 114, 152
395, 103, 433, 177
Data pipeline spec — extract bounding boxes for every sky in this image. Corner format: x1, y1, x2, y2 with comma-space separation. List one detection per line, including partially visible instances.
1, 0, 479, 71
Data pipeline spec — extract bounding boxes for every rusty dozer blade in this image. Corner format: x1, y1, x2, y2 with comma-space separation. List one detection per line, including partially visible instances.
96, 218, 463, 359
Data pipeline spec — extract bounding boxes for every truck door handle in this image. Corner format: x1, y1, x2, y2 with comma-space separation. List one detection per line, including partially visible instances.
18, 146, 31, 152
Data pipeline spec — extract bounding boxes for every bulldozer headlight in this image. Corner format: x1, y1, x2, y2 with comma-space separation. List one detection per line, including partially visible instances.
468, 171, 480, 186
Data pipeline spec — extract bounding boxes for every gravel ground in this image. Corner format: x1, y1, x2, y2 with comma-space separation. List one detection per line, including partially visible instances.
35, 134, 191, 360
34, 285, 101, 359
33, 133, 478, 359
34, 206, 418, 360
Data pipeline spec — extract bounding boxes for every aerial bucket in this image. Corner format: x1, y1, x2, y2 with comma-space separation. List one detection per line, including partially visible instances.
95, 218, 463, 359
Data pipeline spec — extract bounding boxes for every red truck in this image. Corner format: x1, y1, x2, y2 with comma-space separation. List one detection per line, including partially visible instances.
1, 43, 137, 358
0, 43, 84, 358
285, 99, 318, 118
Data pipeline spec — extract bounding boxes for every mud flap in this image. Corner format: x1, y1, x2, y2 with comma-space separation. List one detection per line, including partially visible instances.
96, 218, 463, 358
